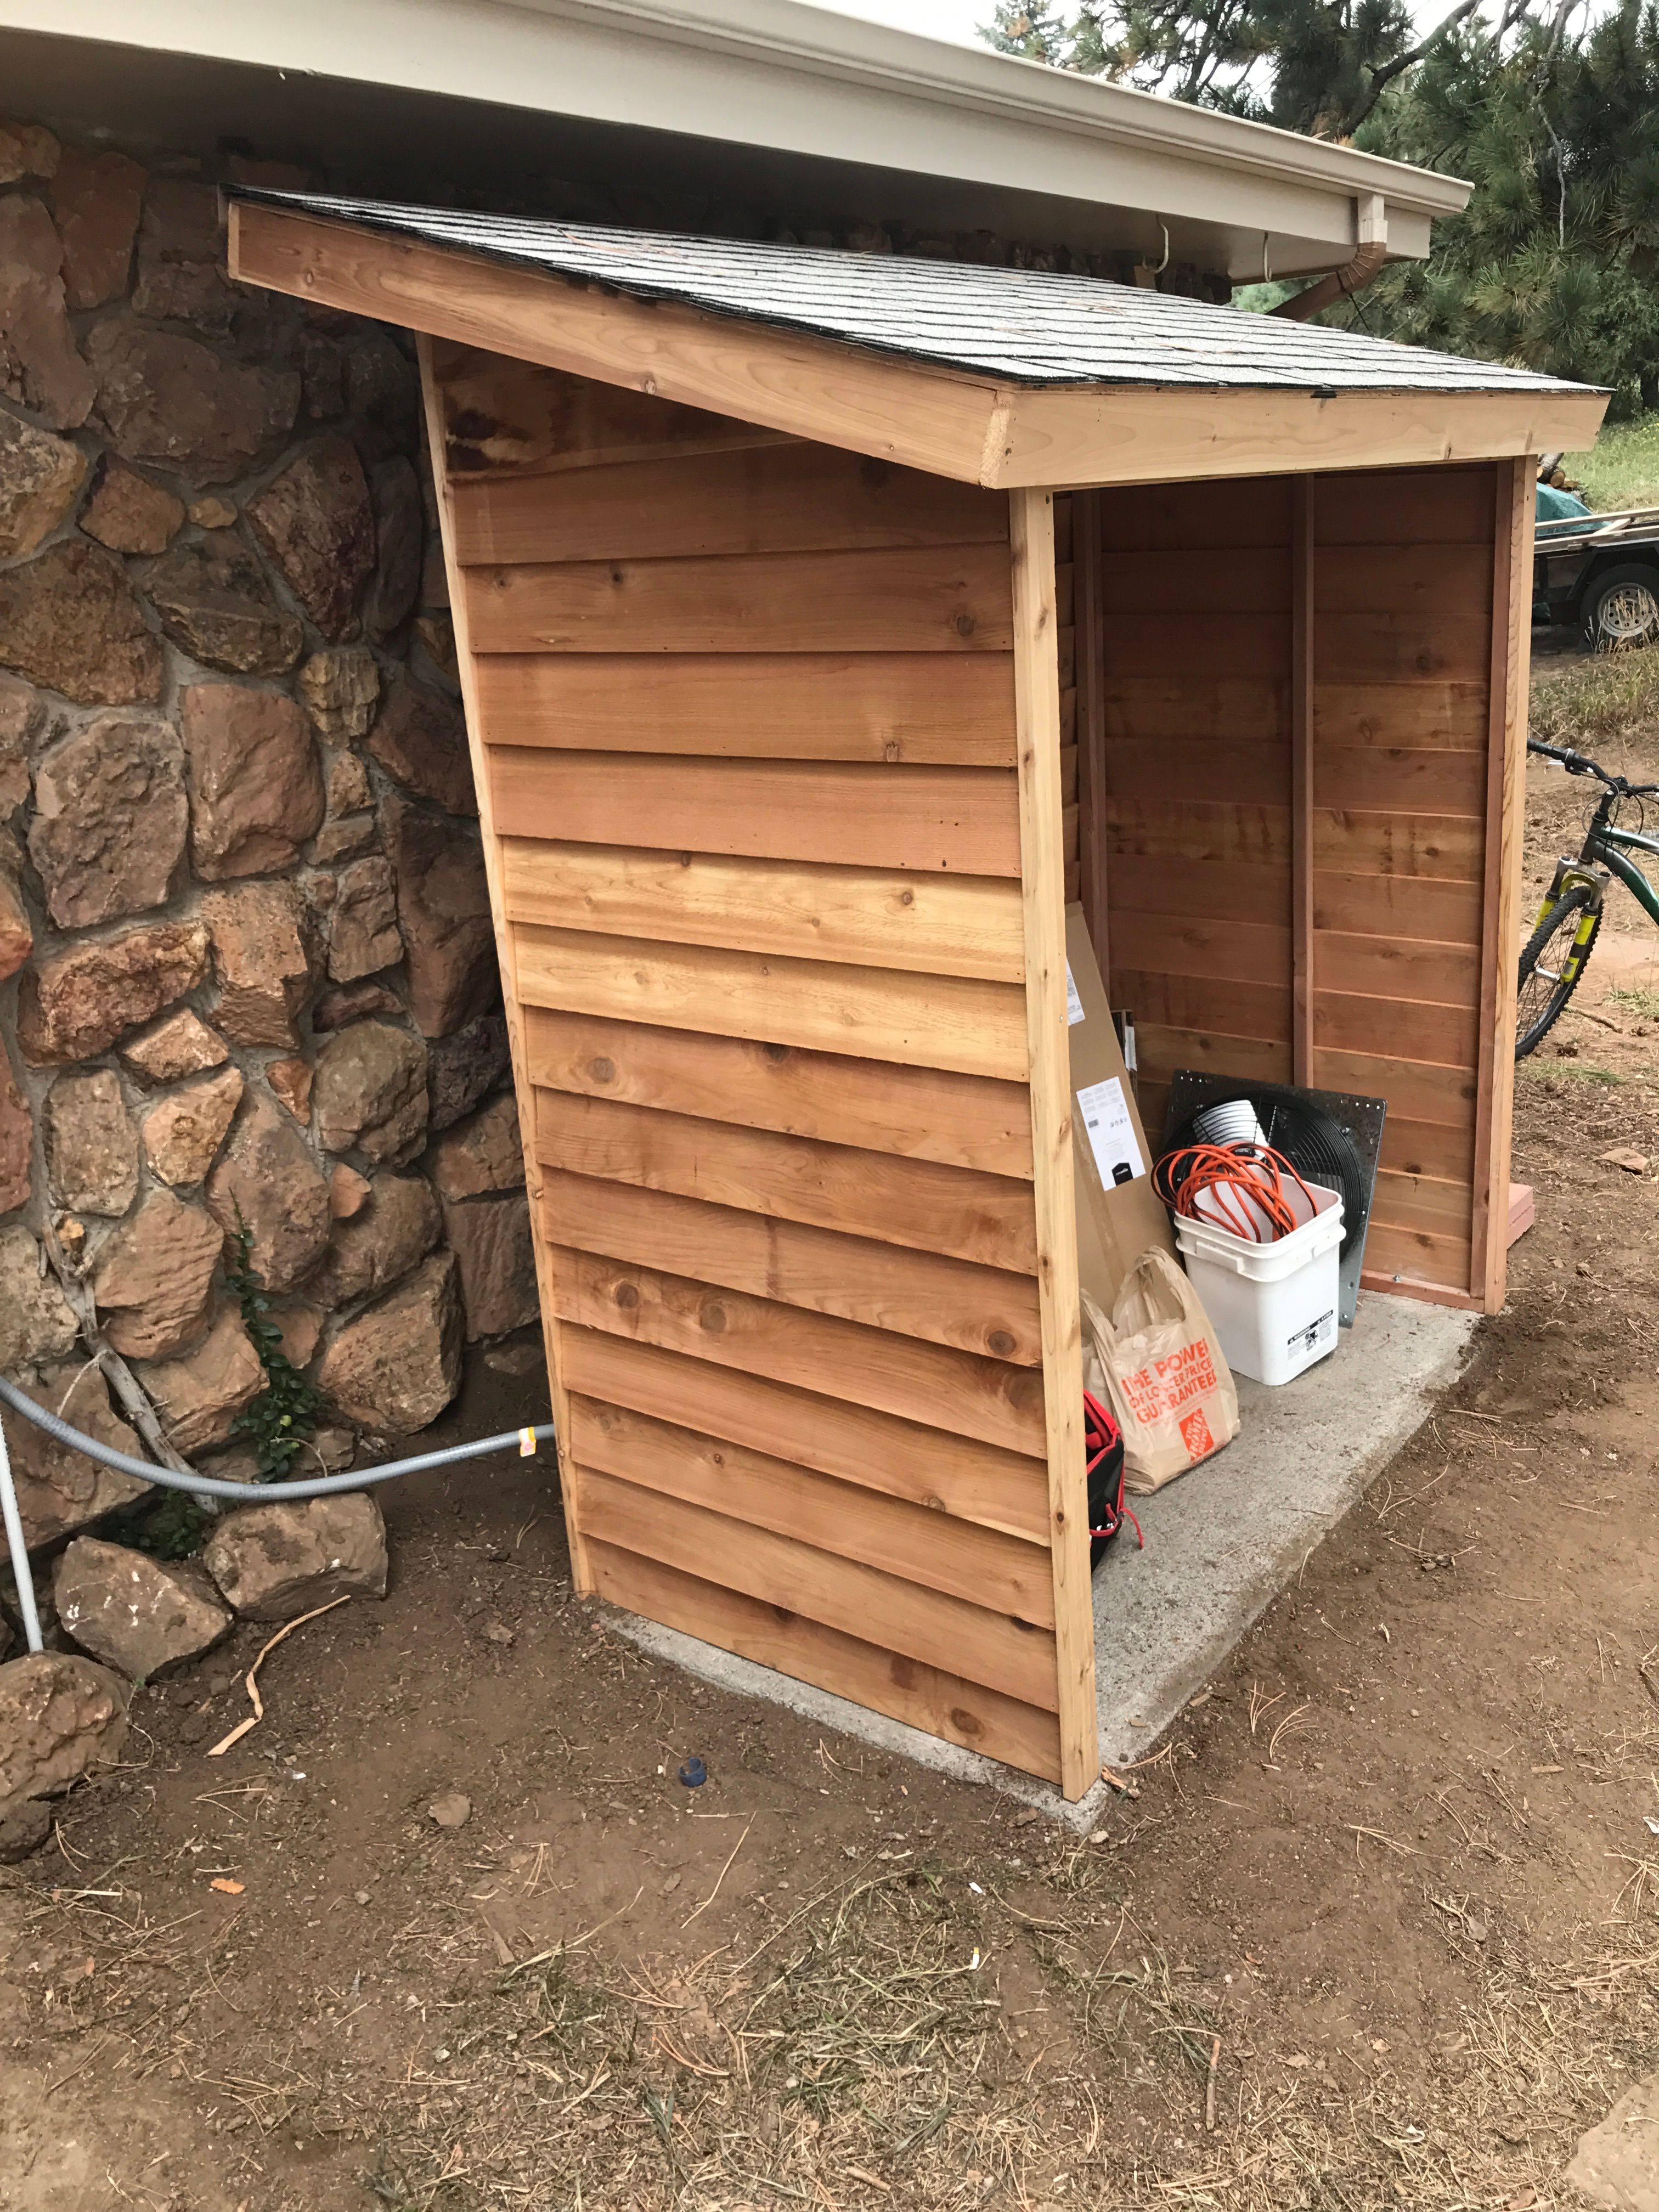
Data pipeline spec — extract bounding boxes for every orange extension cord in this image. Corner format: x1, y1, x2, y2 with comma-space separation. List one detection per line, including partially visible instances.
1153, 1139, 1320, 1245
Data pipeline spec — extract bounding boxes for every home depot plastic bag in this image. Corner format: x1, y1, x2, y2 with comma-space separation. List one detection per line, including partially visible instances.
1081, 1250, 1238, 1493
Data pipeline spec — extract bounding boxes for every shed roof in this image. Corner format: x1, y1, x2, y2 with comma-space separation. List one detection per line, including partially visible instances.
238, 187, 1586, 399
228, 190, 1607, 486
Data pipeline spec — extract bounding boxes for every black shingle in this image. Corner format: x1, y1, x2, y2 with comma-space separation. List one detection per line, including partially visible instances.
233, 189, 1593, 398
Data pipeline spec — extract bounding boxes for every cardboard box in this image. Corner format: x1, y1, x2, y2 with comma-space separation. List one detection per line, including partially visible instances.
1065, 904, 1176, 1310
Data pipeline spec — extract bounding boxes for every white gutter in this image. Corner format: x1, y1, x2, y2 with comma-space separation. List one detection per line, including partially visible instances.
1, 0, 1469, 267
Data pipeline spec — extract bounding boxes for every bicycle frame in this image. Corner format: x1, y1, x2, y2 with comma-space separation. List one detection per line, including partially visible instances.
1539, 792, 1659, 929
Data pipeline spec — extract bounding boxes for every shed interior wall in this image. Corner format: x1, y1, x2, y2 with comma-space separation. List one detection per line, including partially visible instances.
424, 341, 1085, 1788
1086, 462, 1508, 1309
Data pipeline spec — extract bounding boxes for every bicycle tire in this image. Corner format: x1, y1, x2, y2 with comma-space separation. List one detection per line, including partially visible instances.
1515, 885, 1601, 1059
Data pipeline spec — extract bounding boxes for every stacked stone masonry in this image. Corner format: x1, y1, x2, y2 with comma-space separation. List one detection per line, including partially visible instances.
0, 121, 533, 1486
0, 114, 1231, 1519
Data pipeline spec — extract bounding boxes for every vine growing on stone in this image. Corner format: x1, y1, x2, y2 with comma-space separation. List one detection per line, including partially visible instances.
225, 1209, 326, 1481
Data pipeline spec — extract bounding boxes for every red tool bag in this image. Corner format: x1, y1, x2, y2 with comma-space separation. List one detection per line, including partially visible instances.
1085, 1389, 1142, 1569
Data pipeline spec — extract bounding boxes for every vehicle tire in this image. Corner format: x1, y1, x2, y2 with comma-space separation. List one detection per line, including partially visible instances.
1581, 562, 1659, 652
1516, 885, 1601, 1059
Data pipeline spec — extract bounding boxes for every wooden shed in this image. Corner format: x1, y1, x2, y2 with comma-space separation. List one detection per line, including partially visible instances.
230, 193, 1604, 1799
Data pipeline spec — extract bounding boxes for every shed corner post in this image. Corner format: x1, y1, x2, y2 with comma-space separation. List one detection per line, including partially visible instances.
414, 331, 595, 1596
1471, 453, 1536, 1316
1009, 486, 1098, 1801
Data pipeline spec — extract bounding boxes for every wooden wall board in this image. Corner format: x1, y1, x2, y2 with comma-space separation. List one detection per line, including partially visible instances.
533, 1090, 1039, 1271
538, 1169, 1043, 1363
490, 749, 1023, 876
585, 1540, 1064, 1781
515, 924, 1029, 1080
500, 840, 1026, 983
472, 652, 1020, 765
449, 441, 1008, 565
561, 1328, 1051, 1543
571, 1397, 1053, 1622
1313, 681, 1489, 749
521, 1007, 1036, 1178
463, 544, 1017, 655
552, 1248, 1048, 1457
576, 1462, 1060, 1709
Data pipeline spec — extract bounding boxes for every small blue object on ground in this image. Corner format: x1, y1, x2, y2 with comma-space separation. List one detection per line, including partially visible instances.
678, 1756, 707, 1788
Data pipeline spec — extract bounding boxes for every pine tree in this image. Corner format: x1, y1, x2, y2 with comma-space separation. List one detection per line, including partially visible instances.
1339, 1, 1659, 411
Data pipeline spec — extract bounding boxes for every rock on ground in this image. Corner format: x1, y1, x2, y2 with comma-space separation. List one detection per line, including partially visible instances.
54, 1538, 232, 1680
16, 917, 209, 1065
317, 1251, 463, 1432
203, 1491, 388, 1621
2, 1358, 149, 1550
27, 710, 188, 929
1567, 2069, 1659, 2209
43, 1068, 138, 1214
0, 1652, 129, 1863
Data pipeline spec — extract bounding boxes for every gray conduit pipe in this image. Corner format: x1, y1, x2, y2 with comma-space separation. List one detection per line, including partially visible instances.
0, 1369, 557, 1658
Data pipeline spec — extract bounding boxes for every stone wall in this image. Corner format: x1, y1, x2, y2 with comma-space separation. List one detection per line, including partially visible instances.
0, 120, 538, 1482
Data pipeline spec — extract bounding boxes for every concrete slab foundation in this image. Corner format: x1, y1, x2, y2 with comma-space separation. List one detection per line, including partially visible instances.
604, 1293, 1477, 1831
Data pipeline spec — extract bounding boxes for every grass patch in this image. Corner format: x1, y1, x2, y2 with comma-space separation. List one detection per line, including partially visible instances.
1606, 984, 1659, 1019
1530, 643, 1659, 750
1567, 412, 1659, 511
1519, 1057, 1624, 1085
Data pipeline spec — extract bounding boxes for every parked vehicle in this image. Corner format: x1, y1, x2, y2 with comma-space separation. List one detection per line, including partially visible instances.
1515, 738, 1659, 1057
1533, 471, 1659, 650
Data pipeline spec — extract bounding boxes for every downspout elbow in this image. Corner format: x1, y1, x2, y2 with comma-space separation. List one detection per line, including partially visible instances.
1271, 192, 1388, 321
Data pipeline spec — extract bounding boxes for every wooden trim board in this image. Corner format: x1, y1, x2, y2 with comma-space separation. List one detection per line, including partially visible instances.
1010, 486, 1098, 1801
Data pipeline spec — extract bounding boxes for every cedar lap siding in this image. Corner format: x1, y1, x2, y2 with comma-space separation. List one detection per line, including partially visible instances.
232, 191, 1602, 1796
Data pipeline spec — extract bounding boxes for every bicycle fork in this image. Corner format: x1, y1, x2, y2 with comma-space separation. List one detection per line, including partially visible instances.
1533, 857, 1608, 985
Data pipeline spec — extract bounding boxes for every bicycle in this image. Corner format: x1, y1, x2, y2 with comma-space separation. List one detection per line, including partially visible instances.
1515, 737, 1659, 1058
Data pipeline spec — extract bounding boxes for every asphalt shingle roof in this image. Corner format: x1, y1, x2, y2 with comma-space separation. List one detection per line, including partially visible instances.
235, 188, 1592, 398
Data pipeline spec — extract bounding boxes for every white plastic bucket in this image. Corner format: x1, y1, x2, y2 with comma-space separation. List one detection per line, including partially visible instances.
1172, 1182, 1344, 1386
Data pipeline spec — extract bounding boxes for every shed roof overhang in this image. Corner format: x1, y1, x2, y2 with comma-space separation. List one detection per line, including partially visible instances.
5, 0, 1466, 279
229, 193, 1609, 488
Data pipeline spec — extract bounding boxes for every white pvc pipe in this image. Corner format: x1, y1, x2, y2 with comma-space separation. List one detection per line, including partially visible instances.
0, 1403, 44, 1655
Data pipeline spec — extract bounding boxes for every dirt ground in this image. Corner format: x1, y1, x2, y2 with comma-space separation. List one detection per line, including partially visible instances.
8, 683, 1659, 2212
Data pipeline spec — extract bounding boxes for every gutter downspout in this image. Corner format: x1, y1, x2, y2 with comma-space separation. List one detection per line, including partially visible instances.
1272, 192, 1387, 321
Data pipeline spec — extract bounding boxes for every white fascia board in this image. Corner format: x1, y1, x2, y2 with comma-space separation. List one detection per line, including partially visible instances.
4, 0, 1469, 258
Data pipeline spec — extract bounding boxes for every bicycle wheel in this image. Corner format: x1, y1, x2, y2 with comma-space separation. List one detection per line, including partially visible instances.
1515, 885, 1601, 1059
